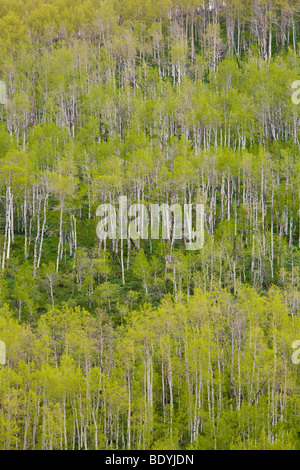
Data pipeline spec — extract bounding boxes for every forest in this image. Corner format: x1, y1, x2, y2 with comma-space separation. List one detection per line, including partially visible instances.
0, 0, 300, 450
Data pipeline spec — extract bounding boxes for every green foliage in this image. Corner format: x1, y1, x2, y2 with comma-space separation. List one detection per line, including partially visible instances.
0, 0, 300, 450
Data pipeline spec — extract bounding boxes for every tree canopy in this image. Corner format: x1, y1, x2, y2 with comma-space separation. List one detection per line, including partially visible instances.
0, 0, 300, 450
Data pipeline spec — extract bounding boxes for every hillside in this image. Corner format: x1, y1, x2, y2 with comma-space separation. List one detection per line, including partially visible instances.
0, 0, 299, 450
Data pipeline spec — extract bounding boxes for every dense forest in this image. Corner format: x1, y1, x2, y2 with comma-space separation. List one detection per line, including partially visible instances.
0, 0, 300, 450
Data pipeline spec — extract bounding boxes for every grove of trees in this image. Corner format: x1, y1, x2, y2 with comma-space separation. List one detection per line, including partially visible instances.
0, 0, 299, 450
